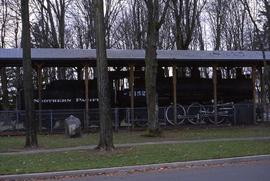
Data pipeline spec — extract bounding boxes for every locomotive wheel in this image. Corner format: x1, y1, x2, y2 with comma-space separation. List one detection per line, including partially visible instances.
165, 104, 186, 125
186, 103, 206, 125
205, 106, 226, 125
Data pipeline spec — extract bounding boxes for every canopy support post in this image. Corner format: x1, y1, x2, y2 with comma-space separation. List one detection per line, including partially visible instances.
85, 65, 89, 131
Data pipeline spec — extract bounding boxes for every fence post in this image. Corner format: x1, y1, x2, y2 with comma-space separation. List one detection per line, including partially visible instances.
164, 107, 167, 128
131, 108, 134, 130
252, 65, 257, 124
82, 109, 88, 130
265, 104, 269, 122
233, 104, 237, 125
173, 65, 177, 125
126, 108, 130, 131
16, 110, 19, 128
129, 65, 134, 130
84, 65, 89, 132
50, 110, 53, 133
114, 108, 119, 132
212, 65, 218, 124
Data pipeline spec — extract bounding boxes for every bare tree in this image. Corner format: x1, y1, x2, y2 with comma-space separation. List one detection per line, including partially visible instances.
144, 0, 170, 136
31, 0, 72, 80
112, 0, 147, 49
0, 0, 22, 111
195, 14, 205, 50
158, 9, 175, 49
33, 0, 71, 48
94, 0, 114, 151
169, 0, 206, 78
0, 0, 9, 110
70, 0, 96, 49
21, 0, 38, 148
223, 1, 247, 50
171, 0, 206, 50
70, 0, 123, 49
241, 0, 270, 111
264, 0, 270, 50
206, 0, 228, 50
103, 0, 124, 48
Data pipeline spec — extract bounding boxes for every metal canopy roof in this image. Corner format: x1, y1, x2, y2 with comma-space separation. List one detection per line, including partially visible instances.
0, 48, 269, 67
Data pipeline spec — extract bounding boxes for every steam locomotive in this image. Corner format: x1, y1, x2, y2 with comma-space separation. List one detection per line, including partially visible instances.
16, 68, 254, 127
22, 68, 253, 110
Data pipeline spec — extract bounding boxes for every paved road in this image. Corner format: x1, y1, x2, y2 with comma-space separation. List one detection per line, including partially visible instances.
59, 161, 270, 181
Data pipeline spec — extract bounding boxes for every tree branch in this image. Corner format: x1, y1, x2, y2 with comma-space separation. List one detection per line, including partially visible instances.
157, 0, 170, 29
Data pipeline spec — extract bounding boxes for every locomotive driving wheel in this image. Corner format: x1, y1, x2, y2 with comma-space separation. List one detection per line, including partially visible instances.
165, 104, 186, 125
186, 103, 206, 125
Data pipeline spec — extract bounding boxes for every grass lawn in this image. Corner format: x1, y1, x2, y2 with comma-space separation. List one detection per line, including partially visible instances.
1, 125, 270, 152
1, 140, 270, 175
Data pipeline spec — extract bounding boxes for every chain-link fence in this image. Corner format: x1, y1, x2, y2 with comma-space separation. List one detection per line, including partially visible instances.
0, 103, 269, 133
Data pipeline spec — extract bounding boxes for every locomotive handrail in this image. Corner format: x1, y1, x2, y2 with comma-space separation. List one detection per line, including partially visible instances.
216, 102, 234, 107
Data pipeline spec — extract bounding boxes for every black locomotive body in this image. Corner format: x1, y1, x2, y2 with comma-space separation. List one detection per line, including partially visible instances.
27, 72, 253, 110
32, 80, 101, 110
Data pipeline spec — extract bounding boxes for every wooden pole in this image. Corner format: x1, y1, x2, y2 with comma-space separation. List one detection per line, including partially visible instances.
129, 65, 135, 127
85, 65, 89, 131
37, 65, 42, 132
114, 80, 117, 105
213, 65, 218, 124
252, 65, 257, 123
262, 51, 268, 121
173, 65, 177, 124
260, 67, 265, 121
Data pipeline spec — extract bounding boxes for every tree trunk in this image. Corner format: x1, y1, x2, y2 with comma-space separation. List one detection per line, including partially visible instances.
58, 0, 66, 80
214, 0, 223, 51
21, 0, 38, 148
145, 21, 160, 136
94, 0, 114, 151
144, 0, 170, 136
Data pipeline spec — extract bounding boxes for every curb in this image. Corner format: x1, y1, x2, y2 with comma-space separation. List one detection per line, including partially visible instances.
1, 154, 270, 180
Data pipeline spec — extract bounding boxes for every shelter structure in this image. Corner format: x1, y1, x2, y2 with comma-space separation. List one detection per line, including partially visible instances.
1, 48, 270, 127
